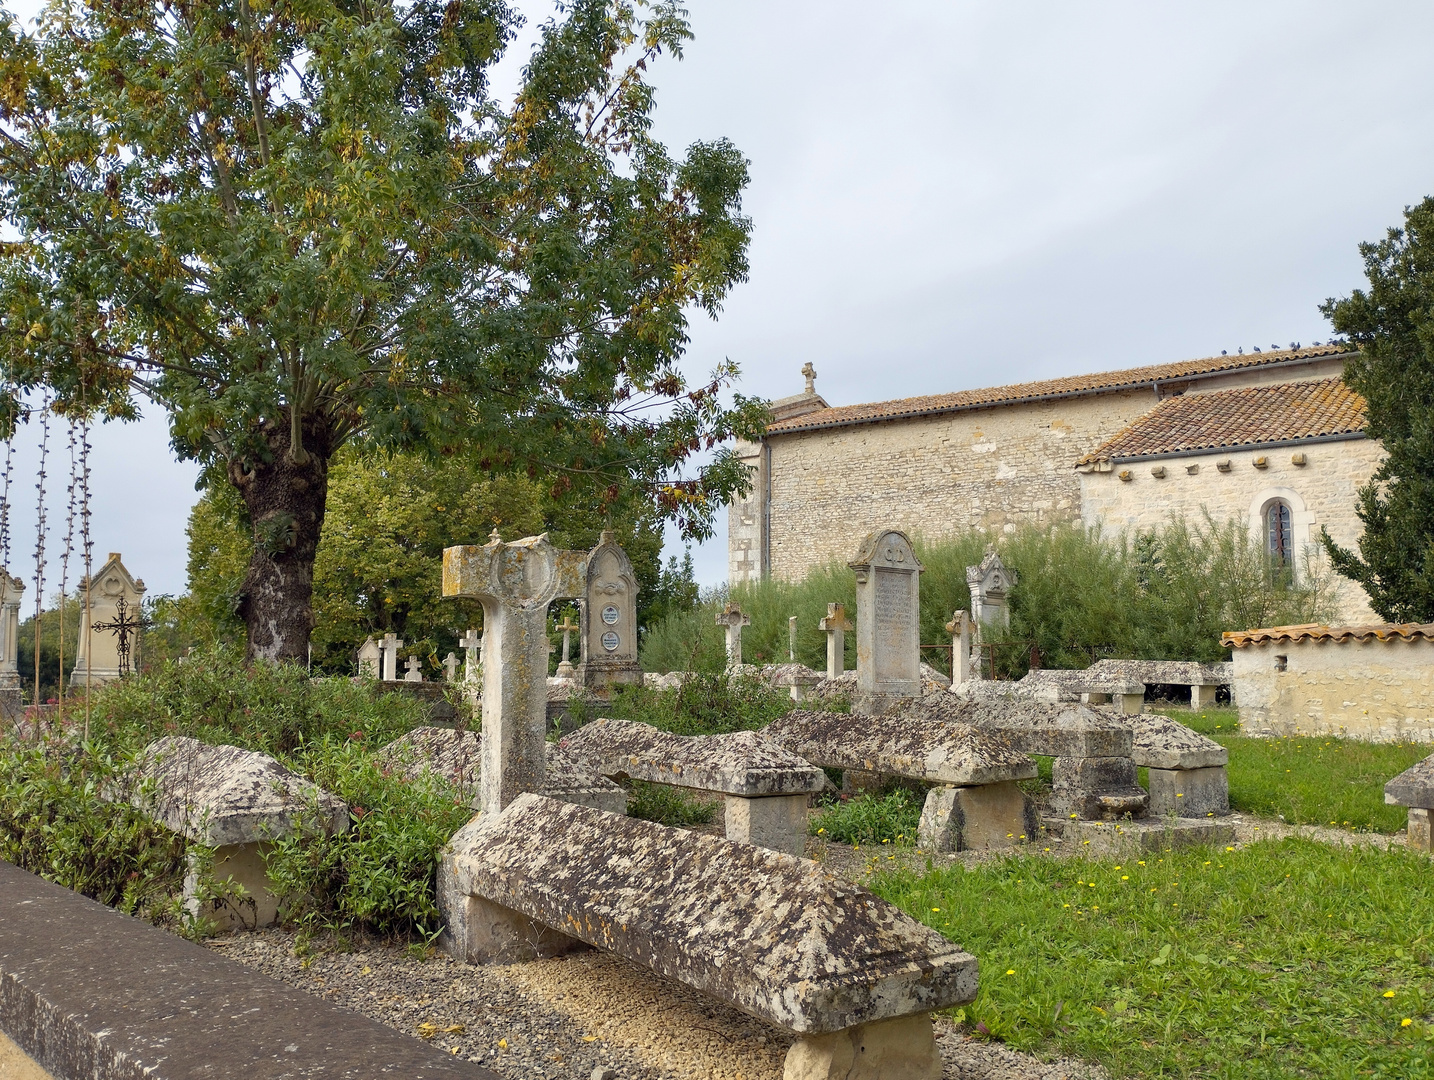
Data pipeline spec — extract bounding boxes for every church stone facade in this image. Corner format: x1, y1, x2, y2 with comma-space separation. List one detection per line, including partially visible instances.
729, 345, 1378, 620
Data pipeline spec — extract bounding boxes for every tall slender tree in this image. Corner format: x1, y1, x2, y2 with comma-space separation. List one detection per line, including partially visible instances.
1321, 197, 1434, 621
0, 0, 764, 660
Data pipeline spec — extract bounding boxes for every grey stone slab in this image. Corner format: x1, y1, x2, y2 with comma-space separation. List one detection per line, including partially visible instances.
1056, 817, 1235, 856
126, 736, 348, 847
1086, 658, 1232, 688
1385, 753, 1434, 809
558, 718, 826, 796
763, 709, 1035, 786
0, 859, 498, 1080
440, 793, 978, 1035
1120, 712, 1228, 770
1148, 766, 1229, 817
910, 695, 1135, 759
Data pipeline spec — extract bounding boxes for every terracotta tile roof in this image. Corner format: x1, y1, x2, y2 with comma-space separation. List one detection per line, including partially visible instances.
1221, 623, 1434, 648
1076, 377, 1365, 465
764, 344, 1353, 435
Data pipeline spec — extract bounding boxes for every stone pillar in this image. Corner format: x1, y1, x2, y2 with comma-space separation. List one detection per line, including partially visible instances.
818, 603, 851, 681
1191, 684, 1219, 709
380, 632, 402, 682
849, 530, 923, 715
577, 531, 643, 694
443, 533, 586, 813
788, 616, 797, 662
945, 611, 970, 688
716, 603, 750, 668
0, 571, 22, 719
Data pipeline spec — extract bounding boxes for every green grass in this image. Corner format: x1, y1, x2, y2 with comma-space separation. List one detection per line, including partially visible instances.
1169, 709, 1430, 833
625, 780, 717, 826
873, 838, 1434, 1079
810, 788, 923, 845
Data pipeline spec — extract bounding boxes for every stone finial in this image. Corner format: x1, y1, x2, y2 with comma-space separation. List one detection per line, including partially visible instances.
801, 361, 816, 395
488, 527, 502, 543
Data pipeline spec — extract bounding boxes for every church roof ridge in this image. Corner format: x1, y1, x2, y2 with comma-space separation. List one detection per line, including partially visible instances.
1076, 376, 1366, 465
763, 343, 1355, 436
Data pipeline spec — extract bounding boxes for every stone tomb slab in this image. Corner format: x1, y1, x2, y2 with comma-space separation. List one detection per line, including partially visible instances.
0, 859, 496, 1080
1056, 816, 1235, 857
558, 718, 824, 855
1385, 754, 1434, 852
124, 736, 348, 929
439, 793, 976, 1077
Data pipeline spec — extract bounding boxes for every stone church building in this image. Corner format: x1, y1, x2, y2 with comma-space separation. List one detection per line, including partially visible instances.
728, 345, 1381, 620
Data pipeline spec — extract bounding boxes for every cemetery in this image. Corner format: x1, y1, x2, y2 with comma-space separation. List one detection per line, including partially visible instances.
0, 3, 1431, 1078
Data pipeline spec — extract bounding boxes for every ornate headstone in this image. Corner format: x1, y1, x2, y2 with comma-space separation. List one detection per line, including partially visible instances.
356, 636, 382, 679
715, 603, 750, 668
818, 602, 852, 680
966, 548, 1014, 639
849, 530, 923, 714
380, 632, 402, 682
577, 530, 642, 694
443, 533, 586, 813
945, 611, 971, 688
70, 553, 147, 690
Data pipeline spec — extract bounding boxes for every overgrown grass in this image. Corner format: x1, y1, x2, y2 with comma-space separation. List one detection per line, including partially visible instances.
873, 839, 1434, 1079
574, 673, 806, 736
625, 780, 717, 826
811, 789, 923, 845
1174, 709, 1430, 833
640, 519, 1342, 677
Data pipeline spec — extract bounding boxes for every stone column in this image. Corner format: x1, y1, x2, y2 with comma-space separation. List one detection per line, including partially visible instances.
945, 611, 970, 688
788, 616, 797, 662
818, 603, 851, 680
849, 530, 923, 715
715, 603, 750, 668
444, 533, 586, 814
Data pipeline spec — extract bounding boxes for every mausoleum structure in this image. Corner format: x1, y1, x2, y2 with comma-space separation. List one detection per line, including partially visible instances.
1222, 623, 1434, 743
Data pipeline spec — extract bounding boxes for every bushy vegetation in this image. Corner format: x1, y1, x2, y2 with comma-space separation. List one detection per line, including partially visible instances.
640, 518, 1341, 678
625, 780, 717, 827
875, 839, 1434, 1079
810, 788, 923, 846
571, 672, 807, 736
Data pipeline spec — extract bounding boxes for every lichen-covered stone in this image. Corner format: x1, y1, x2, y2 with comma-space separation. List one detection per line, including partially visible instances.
127, 736, 347, 846
558, 718, 826, 796
1385, 753, 1434, 809
1052, 756, 1148, 820
764, 710, 1034, 785
1119, 712, 1227, 770
1086, 658, 1232, 688
908, 696, 1134, 759
1148, 765, 1229, 817
440, 794, 978, 1034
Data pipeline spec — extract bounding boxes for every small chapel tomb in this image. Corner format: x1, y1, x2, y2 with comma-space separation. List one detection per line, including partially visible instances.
558, 717, 825, 855
1385, 753, 1434, 852
439, 793, 976, 1080
850, 529, 924, 714
763, 709, 1037, 853
70, 552, 147, 690
125, 736, 348, 929
577, 530, 643, 694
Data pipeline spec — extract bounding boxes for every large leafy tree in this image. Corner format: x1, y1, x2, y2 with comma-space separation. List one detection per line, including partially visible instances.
0, 0, 763, 661
1321, 197, 1434, 621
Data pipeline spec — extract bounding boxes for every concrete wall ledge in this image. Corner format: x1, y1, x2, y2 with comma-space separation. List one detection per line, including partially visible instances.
0, 860, 500, 1080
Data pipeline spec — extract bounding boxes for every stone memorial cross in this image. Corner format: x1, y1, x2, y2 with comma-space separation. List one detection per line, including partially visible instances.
555, 615, 580, 680
849, 530, 924, 714
380, 632, 402, 682
458, 629, 481, 683
945, 611, 972, 688
404, 655, 423, 683
443, 533, 587, 813
443, 652, 459, 682
715, 603, 751, 668
818, 602, 853, 681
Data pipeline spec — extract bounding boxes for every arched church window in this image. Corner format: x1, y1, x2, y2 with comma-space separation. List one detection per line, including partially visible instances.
1266, 500, 1293, 565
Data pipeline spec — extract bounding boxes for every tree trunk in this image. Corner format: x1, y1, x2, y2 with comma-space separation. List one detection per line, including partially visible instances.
231, 411, 333, 663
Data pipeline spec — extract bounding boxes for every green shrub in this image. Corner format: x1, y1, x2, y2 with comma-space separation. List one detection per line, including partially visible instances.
593, 673, 804, 736
625, 780, 717, 826
811, 789, 923, 846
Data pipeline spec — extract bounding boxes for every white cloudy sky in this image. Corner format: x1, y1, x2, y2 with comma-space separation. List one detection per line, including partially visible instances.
3, 0, 1434, 598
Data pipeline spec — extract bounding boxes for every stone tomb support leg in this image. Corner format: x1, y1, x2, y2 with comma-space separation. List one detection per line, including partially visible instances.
1117, 693, 1145, 714
917, 781, 1028, 853
185, 841, 279, 931
1191, 683, 1219, 709
724, 793, 810, 856
1147, 766, 1229, 817
1409, 808, 1432, 852
783, 1013, 942, 1080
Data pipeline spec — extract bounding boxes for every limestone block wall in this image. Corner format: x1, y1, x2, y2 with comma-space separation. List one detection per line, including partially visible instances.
762, 390, 1160, 581
1231, 637, 1434, 743
1079, 437, 1384, 621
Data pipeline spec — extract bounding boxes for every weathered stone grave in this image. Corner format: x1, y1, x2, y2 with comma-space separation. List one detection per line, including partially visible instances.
850, 529, 923, 715
356, 635, 381, 678
1124, 712, 1229, 817
124, 736, 348, 929
818, 602, 852, 680
1085, 658, 1232, 710
577, 530, 642, 694
764, 709, 1037, 852
439, 793, 977, 1080
716, 602, 750, 667
70, 552, 146, 689
1385, 753, 1434, 851
966, 548, 1013, 633
443, 532, 586, 813
558, 717, 825, 855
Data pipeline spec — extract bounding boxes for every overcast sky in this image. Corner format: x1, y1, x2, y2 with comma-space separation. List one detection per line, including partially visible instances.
4, 0, 1434, 600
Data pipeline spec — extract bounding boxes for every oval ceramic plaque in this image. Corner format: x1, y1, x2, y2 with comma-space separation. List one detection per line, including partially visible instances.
601, 605, 620, 625
601, 630, 620, 651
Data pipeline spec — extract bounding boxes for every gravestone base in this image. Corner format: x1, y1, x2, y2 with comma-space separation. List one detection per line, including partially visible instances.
853, 691, 916, 718
1147, 766, 1229, 817
725, 794, 809, 856
578, 660, 644, 698
1052, 816, 1234, 856
185, 842, 278, 931
1409, 808, 1431, 852
1191, 684, 1219, 709
438, 864, 587, 965
783, 1013, 941, 1080
1051, 756, 1149, 820
917, 781, 1032, 853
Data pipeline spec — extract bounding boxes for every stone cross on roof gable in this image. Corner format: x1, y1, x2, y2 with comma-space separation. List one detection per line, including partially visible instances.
802, 362, 816, 395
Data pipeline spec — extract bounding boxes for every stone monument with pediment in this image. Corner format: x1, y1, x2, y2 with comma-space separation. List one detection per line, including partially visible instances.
70, 552, 147, 690
576, 530, 642, 695
0, 570, 23, 717
967, 548, 1015, 636
850, 529, 923, 715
